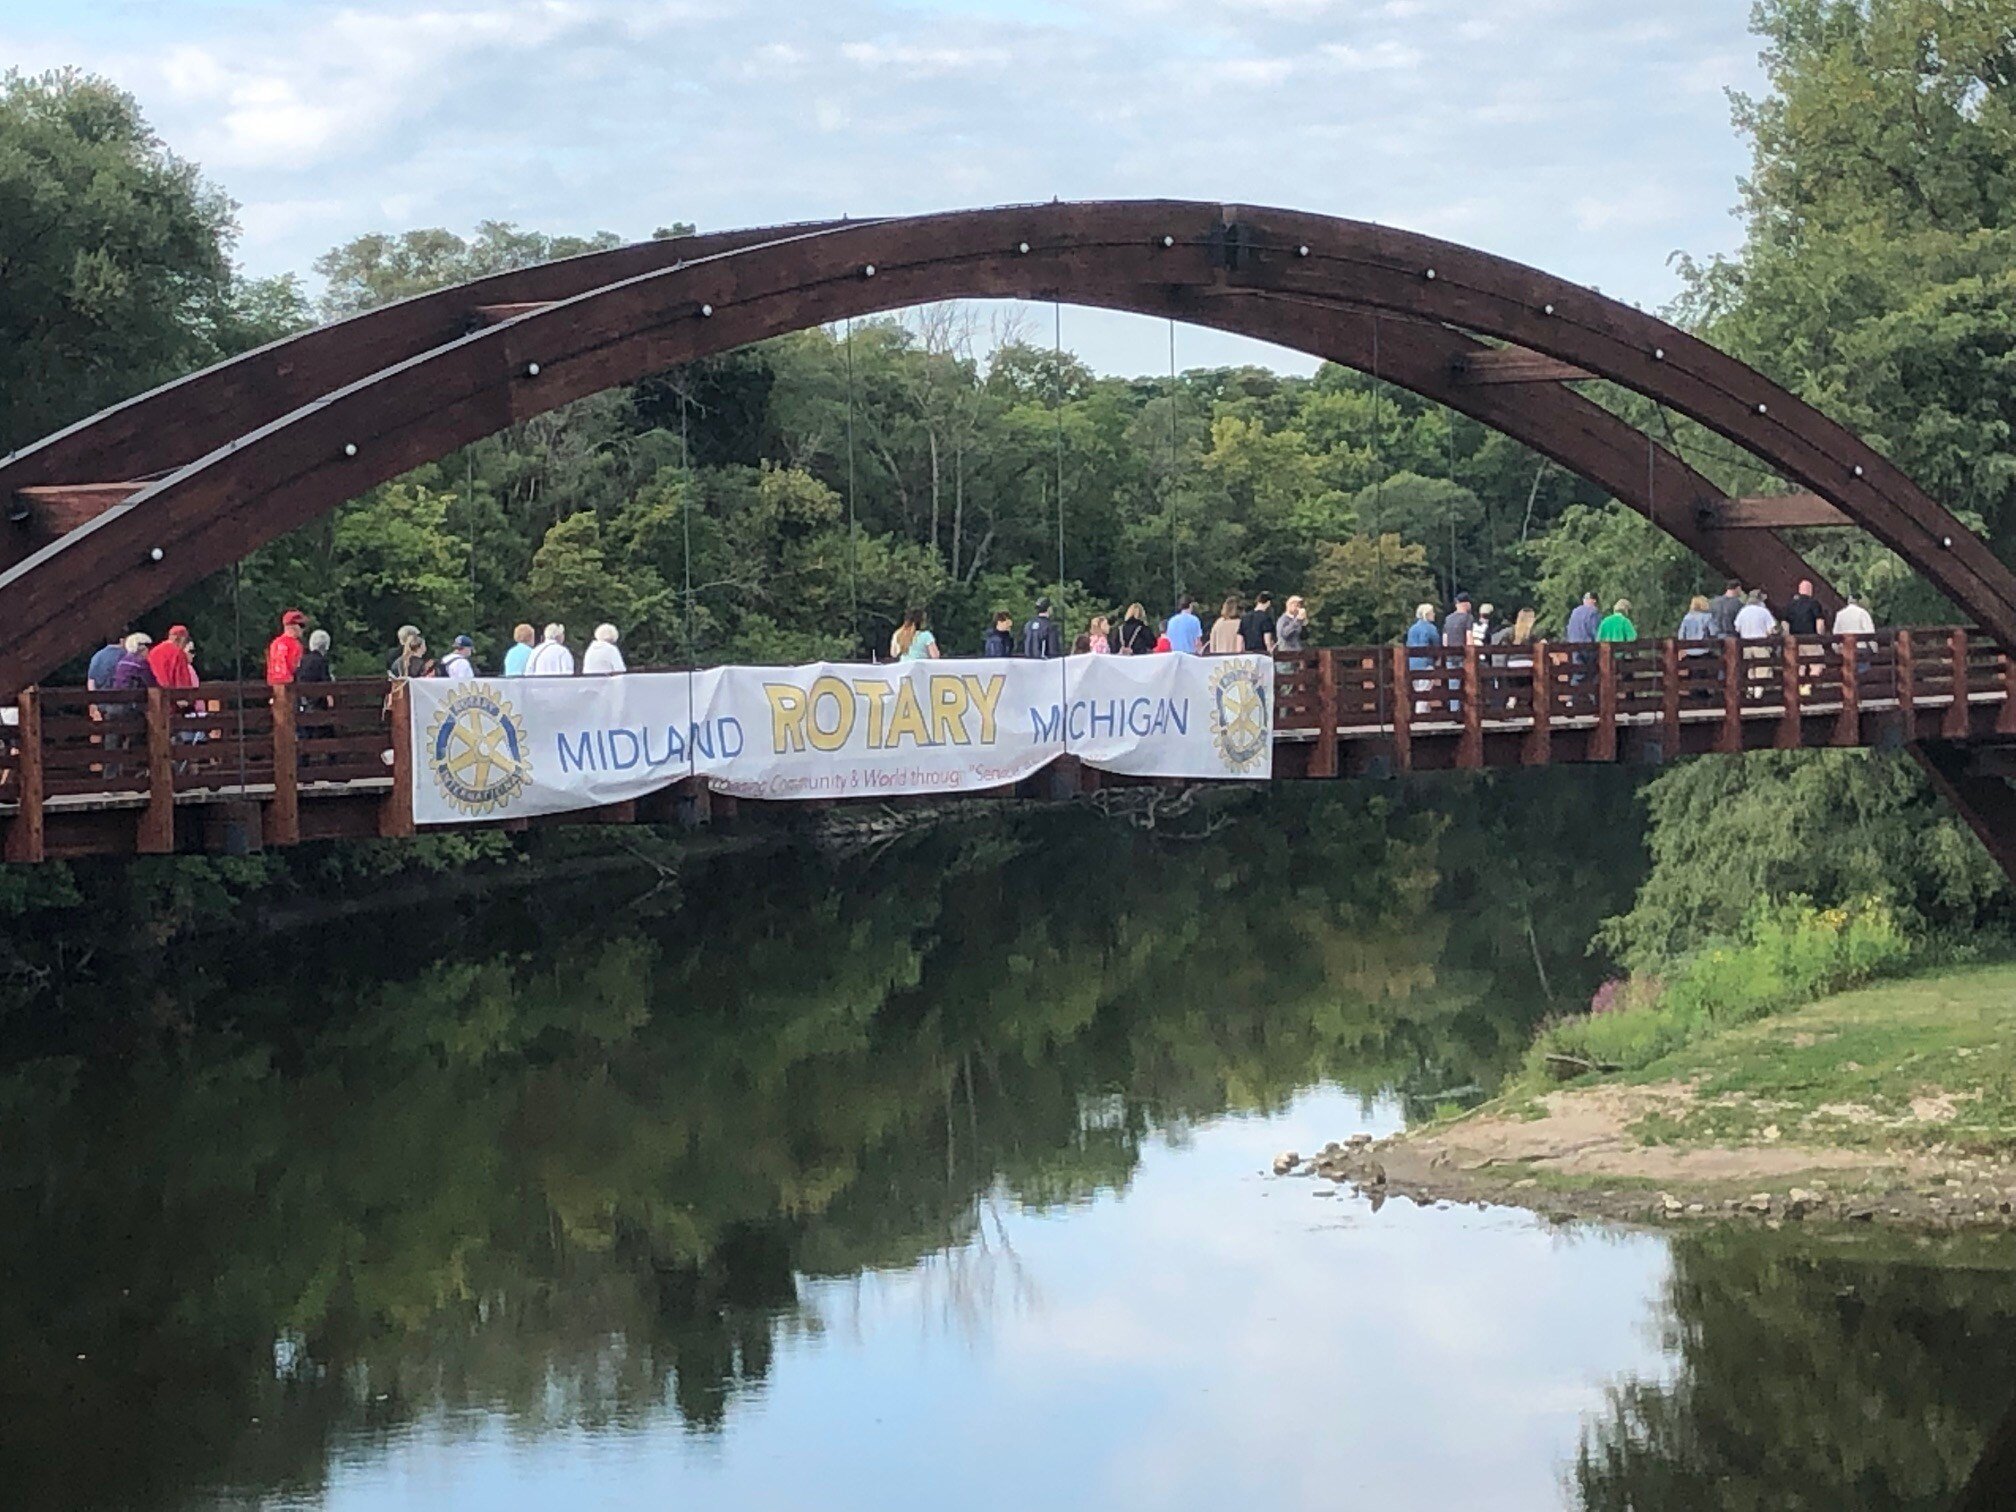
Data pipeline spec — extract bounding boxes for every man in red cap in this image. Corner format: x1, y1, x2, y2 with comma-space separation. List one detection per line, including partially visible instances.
266, 609, 308, 684
147, 625, 201, 689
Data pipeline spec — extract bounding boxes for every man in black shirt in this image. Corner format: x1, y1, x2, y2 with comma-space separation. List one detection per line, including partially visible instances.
1784, 579, 1826, 636
1783, 578, 1826, 696
1239, 592, 1277, 656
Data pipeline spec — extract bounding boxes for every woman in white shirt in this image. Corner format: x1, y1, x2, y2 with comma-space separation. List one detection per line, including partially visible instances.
583, 623, 627, 675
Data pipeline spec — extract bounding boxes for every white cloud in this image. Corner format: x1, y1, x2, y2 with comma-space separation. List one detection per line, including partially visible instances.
1321, 39, 1425, 72
7, 0, 1768, 375
839, 40, 1010, 73
1574, 184, 1686, 232
1216, 56, 1297, 86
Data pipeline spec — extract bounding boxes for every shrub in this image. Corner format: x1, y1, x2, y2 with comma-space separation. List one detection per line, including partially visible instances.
1526, 897, 1912, 1080
1661, 896, 1909, 1027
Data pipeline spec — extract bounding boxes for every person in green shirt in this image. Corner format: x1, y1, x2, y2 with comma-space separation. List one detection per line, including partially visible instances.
1596, 599, 1637, 643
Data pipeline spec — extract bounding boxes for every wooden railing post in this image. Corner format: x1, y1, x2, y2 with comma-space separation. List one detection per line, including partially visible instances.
1458, 643, 1483, 769
137, 687, 175, 854
1389, 645, 1413, 774
379, 680, 416, 838
1311, 651, 1340, 778
1660, 638, 1681, 758
1897, 629, 1917, 741
1836, 634, 1862, 746
1522, 642, 1552, 766
1591, 643, 1618, 762
1776, 633, 1803, 749
267, 684, 300, 847
1718, 638, 1743, 753
2000, 641, 2016, 737
1945, 628, 1971, 739
5, 689, 45, 863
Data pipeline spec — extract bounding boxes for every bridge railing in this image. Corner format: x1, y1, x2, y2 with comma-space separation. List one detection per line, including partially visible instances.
2, 630, 2014, 859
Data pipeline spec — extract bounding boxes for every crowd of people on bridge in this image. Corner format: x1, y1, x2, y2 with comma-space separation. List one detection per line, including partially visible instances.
81, 575, 1881, 697
1397, 577, 1876, 664
894, 593, 1310, 663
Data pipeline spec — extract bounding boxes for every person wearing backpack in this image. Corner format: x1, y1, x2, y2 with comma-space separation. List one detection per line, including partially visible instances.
1023, 598, 1064, 660
982, 611, 1018, 658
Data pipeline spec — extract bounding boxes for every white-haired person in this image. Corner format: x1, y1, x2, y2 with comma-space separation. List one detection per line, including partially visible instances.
526, 622, 575, 676
1406, 602, 1441, 716
582, 623, 627, 675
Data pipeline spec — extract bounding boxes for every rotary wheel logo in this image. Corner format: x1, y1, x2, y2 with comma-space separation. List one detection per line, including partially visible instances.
1209, 660, 1272, 774
427, 684, 532, 816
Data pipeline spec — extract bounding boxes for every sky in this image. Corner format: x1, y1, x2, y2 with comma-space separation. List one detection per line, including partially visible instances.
6, 0, 1769, 376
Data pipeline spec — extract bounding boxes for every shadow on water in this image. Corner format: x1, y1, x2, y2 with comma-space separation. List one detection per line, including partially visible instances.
1, 773, 2012, 1508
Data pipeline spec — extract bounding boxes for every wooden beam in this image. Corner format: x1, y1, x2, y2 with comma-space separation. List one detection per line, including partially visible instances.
1775, 634, 1802, 749
1947, 629, 1973, 740
1458, 645, 1484, 768
4, 690, 44, 863
1836, 635, 1862, 745
1718, 639, 1743, 753
1661, 638, 1681, 757
11, 483, 142, 535
1453, 349, 1595, 385
379, 681, 415, 838
138, 687, 174, 853
1705, 492, 1853, 530
470, 302, 558, 325
1898, 629, 1918, 741
267, 687, 299, 847
1522, 643, 1552, 766
1389, 645, 1413, 774
1592, 644, 1618, 762
1311, 652, 1339, 778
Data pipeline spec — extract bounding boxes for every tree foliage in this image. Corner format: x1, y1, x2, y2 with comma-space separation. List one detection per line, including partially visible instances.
0, 69, 306, 452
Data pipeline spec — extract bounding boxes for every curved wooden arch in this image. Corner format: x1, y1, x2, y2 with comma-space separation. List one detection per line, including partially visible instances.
1, 199, 2006, 696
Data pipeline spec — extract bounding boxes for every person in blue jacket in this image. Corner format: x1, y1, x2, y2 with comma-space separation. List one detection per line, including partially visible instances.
1406, 603, 1442, 716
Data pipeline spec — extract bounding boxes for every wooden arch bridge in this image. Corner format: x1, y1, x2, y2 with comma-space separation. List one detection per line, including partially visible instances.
4, 201, 2016, 869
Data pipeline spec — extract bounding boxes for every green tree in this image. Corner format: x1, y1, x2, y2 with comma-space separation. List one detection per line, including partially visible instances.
1305, 533, 1437, 644
1601, 750, 2008, 967
312, 221, 623, 317
0, 69, 303, 451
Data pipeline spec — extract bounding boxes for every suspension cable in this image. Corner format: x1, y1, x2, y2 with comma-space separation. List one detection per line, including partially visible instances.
1372, 314, 1391, 738
464, 448, 477, 639
1167, 317, 1180, 606
1447, 405, 1458, 597
680, 386, 697, 782
843, 317, 861, 657
1053, 301, 1067, 598
1053, 299, 1068, 751
231, 558, 247, 793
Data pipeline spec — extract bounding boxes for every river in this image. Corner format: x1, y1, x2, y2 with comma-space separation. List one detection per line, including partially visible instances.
3, 776, 2013, 1510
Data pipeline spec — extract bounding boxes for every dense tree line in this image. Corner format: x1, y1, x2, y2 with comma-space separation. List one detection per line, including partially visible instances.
10, 1, 2016, 961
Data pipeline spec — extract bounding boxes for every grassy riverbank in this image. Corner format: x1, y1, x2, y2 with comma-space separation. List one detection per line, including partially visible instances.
1353, 962, 2016, 1229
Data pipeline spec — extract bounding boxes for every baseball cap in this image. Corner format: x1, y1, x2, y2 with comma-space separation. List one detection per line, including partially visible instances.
167, 624, 189, 639
1035, 596, 1052, 612
454, 634, 474, 649
281, 609, 307, 626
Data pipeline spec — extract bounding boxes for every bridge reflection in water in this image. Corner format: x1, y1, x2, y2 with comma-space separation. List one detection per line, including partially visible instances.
2, 626, 2011, 863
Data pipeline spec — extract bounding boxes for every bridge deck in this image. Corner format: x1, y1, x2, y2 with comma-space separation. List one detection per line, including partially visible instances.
2, 628, 2009, 862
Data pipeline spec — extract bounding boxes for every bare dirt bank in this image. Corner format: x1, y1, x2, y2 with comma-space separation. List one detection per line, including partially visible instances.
1280, 1071, 2016, 1231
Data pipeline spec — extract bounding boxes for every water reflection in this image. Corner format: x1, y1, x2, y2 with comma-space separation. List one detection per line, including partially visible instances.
0, 777, 2009, 1508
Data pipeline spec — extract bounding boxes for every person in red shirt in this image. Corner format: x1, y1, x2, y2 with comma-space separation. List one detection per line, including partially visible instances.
266, 609, 308, 683
147, 625, 201, 689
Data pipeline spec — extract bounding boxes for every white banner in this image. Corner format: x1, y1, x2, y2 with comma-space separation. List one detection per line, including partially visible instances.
407, 653, 1274, 825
